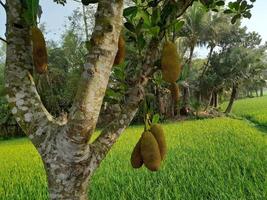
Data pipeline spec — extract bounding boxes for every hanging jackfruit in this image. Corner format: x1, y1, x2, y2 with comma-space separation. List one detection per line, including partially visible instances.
113, 34, 125, 65
31, 26, 48, 74
130, 139, 143, 168
161, 41, 181, 83
150, 124, 167, 160
140, 131, 161, 171
169, 82, 179, 103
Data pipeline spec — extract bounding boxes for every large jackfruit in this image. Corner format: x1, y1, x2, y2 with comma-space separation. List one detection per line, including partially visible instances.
169, 82, 179, 103
150, 124, 167, 160
141, 131, 161, 171
31, 26, 48, 74
161, 41, 181, 83
130, 139, 143, 168
113, 34, 125, 65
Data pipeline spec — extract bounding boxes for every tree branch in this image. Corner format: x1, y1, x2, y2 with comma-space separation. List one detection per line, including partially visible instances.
66, 0, 124, 143
91, 38, 160, 162
89, 0, 195, 164
0, 0, 6, 10
176, 0, 194, 19
5, 0, 58, 146
0, 37, 7, 43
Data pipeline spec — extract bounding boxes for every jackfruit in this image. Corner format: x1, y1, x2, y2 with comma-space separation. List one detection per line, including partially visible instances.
130, 139, 143, 169
141, 131, 161, 171
31, 26, 48, 74
161, 41, 181, 83
170, 82, 179, 103
150, 124, 167, 160
113, 34, 125, 65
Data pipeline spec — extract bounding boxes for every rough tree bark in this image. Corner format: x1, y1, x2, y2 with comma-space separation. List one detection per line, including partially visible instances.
4, 0, 194, 199
5, 0, 125, 199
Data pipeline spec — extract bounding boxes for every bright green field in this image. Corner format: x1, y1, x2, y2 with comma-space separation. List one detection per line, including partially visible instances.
222, 95, 267, 126
1, 117, 267, 200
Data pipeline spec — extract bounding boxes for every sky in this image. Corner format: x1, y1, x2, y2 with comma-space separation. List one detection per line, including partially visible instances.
0, 0, 266, 57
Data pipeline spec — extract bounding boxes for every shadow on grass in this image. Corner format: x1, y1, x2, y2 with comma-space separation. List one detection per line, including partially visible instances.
227, 114, 267, 135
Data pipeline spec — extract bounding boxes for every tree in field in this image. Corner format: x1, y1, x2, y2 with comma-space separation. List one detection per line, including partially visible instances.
1, 0, 256, 199
206, 33, 266, 114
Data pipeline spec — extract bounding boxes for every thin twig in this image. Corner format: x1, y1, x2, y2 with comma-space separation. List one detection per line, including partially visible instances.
0, 37, 8, 44
176, 0, 194, 18
0, 0, 6, 9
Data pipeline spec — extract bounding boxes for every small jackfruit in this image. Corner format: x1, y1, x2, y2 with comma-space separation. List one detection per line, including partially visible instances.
170, 82, 179, 103
141, 131, 161, 171
130, 139, 143, 169
161, 41, 181, 83
113, 34, 125, 65
31, 26, 48, 74
150, 124, 167, 160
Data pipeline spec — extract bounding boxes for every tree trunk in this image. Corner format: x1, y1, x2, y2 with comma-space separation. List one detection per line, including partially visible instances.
204, 89, 213, 111
255, 89, 258, 97
182, 84, 190, 107
43, 148, 92, 200
200, 45, 214, 78
4, 0, 195, 199
209, 93, 214, 107
182, 45, 195, 108
215, 92, 218, 108
260, 87, 263, 96
225, 83, 238, 114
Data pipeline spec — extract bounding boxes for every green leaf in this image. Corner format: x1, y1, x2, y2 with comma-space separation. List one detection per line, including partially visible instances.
151, 8, 161, 26
216, 1, 225, 6
240, 1, 247, 11
152, 114, 160, 124
243, 11, 252, 19
22, 0, 40, 26
224, 9, 233, 14
123, 6, 138, 18
167, 20, 184, 33
231, 14, 241, 24
124, 22, 135, 32
149, 26, 160, 37
137, 35, 146, 49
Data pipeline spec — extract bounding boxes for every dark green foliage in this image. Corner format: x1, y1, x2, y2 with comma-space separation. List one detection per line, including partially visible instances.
21, 0, 39, 26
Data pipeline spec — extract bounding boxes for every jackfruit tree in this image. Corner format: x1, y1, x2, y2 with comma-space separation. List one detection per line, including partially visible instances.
1, 0, 256, 199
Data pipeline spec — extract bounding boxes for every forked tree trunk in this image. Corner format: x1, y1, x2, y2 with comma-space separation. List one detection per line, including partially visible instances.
225, 83, 238, 114
4, 0, 124, 199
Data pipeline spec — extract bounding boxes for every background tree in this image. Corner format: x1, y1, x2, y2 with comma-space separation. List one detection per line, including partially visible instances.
2, 0, 258, 199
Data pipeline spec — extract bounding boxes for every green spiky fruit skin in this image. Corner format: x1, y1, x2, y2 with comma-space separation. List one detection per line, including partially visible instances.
150, 124, 167, 160
130, 139, 143, 168
161, 41, 181, 83
141, 131, 161, 171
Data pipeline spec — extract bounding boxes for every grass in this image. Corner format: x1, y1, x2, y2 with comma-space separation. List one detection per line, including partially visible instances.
221, 95, 267, 127
1, 118, 267, 200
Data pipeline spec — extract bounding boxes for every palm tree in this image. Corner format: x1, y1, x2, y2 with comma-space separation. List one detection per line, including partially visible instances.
176, 2, 209, 113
